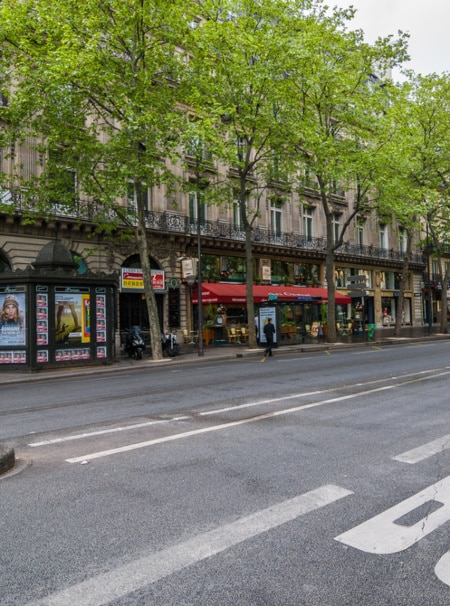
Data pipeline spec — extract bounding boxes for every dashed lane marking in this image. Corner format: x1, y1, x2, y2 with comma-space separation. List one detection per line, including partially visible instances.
393, 433, 450, 464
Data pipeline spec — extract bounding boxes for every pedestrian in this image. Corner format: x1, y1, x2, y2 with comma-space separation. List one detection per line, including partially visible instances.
263, 317, 275, 357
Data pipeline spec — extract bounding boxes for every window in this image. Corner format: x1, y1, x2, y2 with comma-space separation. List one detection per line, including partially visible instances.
332, 213, 341, 244
303, 206, 314, 241
189, 191, 206, 224
270, 199, 283, 237
186, 135, 212, 162
399, 228, 407, 253
233, 200, 241, 229
127, 183, 151, 219
356, 218, 364, 248
380, 224, 388, 249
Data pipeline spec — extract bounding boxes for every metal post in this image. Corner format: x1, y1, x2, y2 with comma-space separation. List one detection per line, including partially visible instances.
196, 194, 204, 356
426, 222, 433, 336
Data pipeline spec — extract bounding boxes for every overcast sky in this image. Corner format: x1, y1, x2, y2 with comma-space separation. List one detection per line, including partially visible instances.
331, 0, 450, 79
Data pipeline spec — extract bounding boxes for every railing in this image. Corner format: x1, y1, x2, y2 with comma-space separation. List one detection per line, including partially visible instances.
1, 189, 425, 265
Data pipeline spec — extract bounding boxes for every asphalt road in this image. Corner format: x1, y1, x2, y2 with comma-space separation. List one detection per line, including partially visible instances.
1, 340, 450, 605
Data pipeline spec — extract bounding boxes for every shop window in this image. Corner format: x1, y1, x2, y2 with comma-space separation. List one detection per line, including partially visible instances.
295, 263, 320, 286
201, 254, 220, 282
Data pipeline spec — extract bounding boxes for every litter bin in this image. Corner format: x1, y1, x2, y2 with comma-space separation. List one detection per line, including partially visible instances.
368, 323, 376, 341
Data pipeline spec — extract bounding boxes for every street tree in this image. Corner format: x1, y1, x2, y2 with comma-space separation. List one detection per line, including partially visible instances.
183, 0, 328, 348
385, 74, 450, 334
0, 0, 191, 359
287, 13, 408, 341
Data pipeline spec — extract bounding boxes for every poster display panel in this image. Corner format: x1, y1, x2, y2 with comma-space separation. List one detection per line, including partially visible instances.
0, 291, 26, 346
259, 306, 278, 344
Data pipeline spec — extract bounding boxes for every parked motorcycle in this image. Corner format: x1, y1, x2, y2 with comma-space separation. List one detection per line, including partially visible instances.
161, 331, 180, 357
124, 326, 146, 360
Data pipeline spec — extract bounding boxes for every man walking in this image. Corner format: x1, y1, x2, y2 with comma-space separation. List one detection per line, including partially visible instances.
263, 317, 275, 358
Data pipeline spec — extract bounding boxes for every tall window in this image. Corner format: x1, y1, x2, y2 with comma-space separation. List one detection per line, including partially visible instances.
380, 224, 388, 249
399, 228, 407, 253
303, 206, 314, 241
270, 199, 283, 237
233, 200, 242, 229
127, 183, 151, 217
332, 213, 341, 244
356, 218, 365, 248
189, 191, 206, 224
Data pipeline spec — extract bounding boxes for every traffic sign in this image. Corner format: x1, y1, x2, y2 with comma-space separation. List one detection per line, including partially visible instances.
346, 275, 367, 287
348, 290, 368, 298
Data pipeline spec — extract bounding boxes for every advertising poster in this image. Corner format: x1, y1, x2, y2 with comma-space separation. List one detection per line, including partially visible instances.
55, 293, 90, 344
0, 292, 26, 346
259, 306, 277, 344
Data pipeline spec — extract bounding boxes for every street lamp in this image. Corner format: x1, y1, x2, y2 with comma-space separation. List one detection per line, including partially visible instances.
425, 222, 433, 336
196, 197, 204, 356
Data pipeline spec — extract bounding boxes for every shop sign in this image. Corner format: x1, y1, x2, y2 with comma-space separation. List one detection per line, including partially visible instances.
120, 268, 165, 293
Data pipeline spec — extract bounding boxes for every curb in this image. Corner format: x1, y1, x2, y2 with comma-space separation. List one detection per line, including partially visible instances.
0, 443, 15, 476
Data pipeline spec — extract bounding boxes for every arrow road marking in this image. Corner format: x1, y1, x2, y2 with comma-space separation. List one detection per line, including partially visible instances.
335, 475, 450, 554
25, 485, 352, 606
435, 550, 450, 587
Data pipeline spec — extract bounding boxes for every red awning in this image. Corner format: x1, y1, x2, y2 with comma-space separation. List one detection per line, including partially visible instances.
191, 283, 351, 305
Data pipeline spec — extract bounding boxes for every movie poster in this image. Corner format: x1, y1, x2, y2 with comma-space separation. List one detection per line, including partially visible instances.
0, 292, 26, 346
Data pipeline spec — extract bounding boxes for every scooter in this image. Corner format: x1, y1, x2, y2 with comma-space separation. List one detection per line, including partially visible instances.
161, 331, 180, 357
125, 326, 146, 360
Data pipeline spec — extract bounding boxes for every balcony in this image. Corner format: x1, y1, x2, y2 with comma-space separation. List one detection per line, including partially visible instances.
1, 192, 425, 266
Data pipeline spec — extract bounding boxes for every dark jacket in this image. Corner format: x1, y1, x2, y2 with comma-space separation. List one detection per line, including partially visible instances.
263, 321, 275, 342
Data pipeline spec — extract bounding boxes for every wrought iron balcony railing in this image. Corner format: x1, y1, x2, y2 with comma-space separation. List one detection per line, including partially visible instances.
1, 189, 425, 265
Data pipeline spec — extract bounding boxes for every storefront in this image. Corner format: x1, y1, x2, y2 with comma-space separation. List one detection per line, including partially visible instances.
191, 283, 351, 343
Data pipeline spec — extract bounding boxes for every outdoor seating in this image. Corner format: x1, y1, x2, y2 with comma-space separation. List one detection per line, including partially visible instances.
227, 327, 240, 344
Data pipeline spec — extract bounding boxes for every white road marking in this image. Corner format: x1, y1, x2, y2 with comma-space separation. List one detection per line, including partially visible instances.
435, 550, 450, 587
392, 434, 450, 464
28, 417, 189, 447
200, 391, 323, 416
27, 367, 447, 451
335, 475, 450, 554
25, 485, 352, 606
66, 383, 397, 463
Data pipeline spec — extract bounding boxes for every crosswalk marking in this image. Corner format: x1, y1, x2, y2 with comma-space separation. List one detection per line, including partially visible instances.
25, 485, 352, 606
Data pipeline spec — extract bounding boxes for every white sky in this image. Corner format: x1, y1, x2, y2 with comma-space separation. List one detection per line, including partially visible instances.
331, 0, 450, 79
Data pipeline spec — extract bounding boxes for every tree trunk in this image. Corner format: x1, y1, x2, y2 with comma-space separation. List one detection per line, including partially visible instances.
394, 229, 412, 337
135, 180, 163, 360
244, 222, 257, 348
439, 259, 449, 334
325, 212, 337, 343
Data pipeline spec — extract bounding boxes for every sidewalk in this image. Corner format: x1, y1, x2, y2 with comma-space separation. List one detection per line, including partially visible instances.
0, 325, 448, 386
